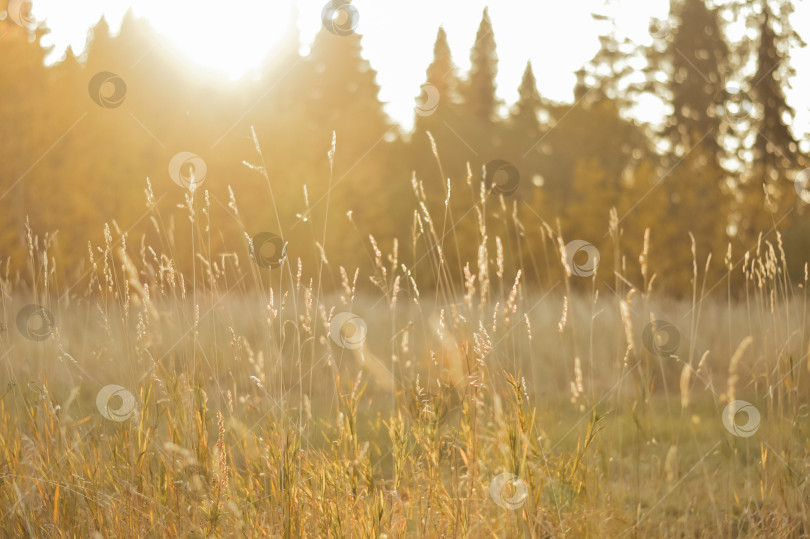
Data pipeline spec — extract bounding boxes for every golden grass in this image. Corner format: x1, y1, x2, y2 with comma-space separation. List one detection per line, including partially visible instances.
1, 139, 809, 537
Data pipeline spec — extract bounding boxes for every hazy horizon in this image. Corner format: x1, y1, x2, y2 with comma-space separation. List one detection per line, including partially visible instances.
19, 0, 810, 139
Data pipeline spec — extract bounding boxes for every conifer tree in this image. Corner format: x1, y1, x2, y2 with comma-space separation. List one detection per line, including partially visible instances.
510, 62, 543, 141
578, 16, 636, 109
297, 22, 393, 268
412, 26, 467, 183
504, 61, 544, 200
461, 8, 499, 127
418, 27, 459, 120
645, 0, 731, 163
748, 1, 806, 213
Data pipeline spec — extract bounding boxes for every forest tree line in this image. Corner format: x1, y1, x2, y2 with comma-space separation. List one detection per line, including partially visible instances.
0, 0, 808, 296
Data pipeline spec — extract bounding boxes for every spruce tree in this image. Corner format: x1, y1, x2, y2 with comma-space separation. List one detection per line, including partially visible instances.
297, 23, 393, 268
461, 8, 499, 126
578, 16, 636, 109
417, 26, 459, 121
511, 62, 543, 139
730, 0, 807, 249
645, 0, 731, 162
505, 62, 544, 200
412, 26, 467, 183
750, 1, 806, 208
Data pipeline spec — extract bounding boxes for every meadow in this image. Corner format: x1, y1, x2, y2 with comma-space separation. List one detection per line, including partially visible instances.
1, 141, 809, 538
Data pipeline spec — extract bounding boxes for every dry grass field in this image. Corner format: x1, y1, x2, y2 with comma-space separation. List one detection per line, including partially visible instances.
4, 0, 810, 536
1, 145, 809, 538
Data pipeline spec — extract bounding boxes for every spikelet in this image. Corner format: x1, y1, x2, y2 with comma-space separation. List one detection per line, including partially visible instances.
664, 445, 678, 487
327, 130, 336, 166
504, 270, 521, 326
339, 266, 352, 303
696, 350, 710, 380
391, 275, 401, 308
303, 394, 312, 422
477, 239, 489, 308
214, 411, 229, 498
679, 363, 692, 409
400, 327, 410, 354
116, 245, 159, 324
640, 228, 650, 284
619, 300, 634, 350
727, 336, 753, 403
463, 263, 476, 309
369, 234, 383, 269
559, 295, 569, 333
303, 283, 313, 333
495, 237, 504, 280
725, 243, 732, 271
569, 380, 580, 404
558, 236, 572, 277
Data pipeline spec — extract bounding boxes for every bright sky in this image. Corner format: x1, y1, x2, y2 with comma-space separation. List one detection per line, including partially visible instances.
14, 0, 810, 138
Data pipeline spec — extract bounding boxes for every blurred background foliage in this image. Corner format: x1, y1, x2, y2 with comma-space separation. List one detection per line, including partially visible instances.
0, 0, 808, 296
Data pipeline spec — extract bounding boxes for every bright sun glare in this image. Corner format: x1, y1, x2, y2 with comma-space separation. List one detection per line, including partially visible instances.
31, 0, 294, 81
140, 1, 294, 80
14, 0, 810, 134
